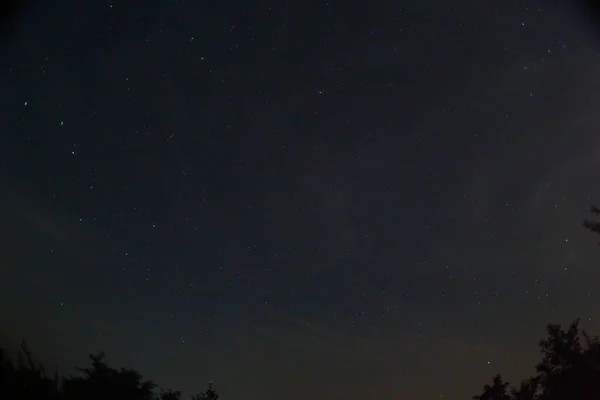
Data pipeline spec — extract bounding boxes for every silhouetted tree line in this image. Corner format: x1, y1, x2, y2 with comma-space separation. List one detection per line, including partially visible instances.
474, 208, 600, 399
3, 320, 600, 400
473, 318, 600, 400
0, 341, 218, 400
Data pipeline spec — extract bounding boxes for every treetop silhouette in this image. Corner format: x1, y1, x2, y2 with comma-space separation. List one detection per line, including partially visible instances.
475, 318, 600, 400
0, 343, 217, 400
582, 205, 600, 236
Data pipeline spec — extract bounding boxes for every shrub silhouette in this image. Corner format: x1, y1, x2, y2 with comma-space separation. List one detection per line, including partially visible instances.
0, 342, 217, 400
0, 341, 61, 400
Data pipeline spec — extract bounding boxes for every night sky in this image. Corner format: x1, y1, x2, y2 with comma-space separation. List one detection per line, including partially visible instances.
2, 1, 600, 399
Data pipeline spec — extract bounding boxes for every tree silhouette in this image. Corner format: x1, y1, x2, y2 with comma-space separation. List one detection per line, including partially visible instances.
0, 342, 218, 400
191, 382, 219, 400
475, 318, 600, 400
159, 388, 182, 400
582, 205, 600, 235
510, 377, 540, 400
473, 374, 511, 400
62, 352, 157, 400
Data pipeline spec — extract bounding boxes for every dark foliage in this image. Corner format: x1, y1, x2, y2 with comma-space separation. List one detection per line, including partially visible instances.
0, 341, 217, 400
4, 318, 600, 400
582, 205, 600, 235
474, 318, 600, 400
